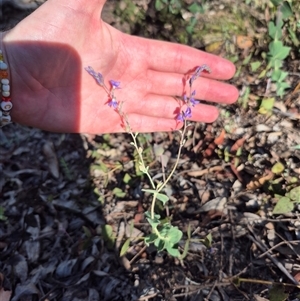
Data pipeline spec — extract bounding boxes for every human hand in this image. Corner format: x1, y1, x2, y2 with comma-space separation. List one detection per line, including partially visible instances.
3, 0, 238, 133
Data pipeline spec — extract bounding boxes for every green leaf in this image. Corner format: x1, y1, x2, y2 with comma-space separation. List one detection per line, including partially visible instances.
179, 239, 190, 259
280, 1, 293, 19
142, 189, 169, 205
188, 3, 204, 13
268, 21, 282, 40
154, 238, 165, 251
258, 68, 267, 78
271, 69, 283, 81
250, 61, 261, 72
187, 223, 191, 240
169, 0, 181, 14
269, 284, 289, 301
155, 0, 165, 11
278, 71, 289, 82
153, 143, 164, 157
113, 187, 126, 198
270, 0, 283, 6
258, 97, 275, 114
204, 233, 213, 248
145, 233, 158, 245
166, 243, 180, 257
156, 193, 169, 205
224, 147, 230, 162
83, 226, 92, 238
168, 226, 183, 244
145, 212, 161, 229
179, 224, 191, 260
145, 211, 160, 220
138, 161, 148, 173
102, 224, 115, 248
288, 27, 300, 47
238, 86, 250, 109
120, 238, 131, 257
0, 206, 7, 221
236, 147, 243, 156
159, 223, 171, 237
271, 162, 285, 174
272, 59, 283, 69
276, 81, 290, 97
269, 41, 291, 60
273, 196, 294, 214
123, 173, 131, 184
287, 186, 300, 202
186, 17, 197, 35
278, 71, 288, 82
271, 70, 288, 83
242, 53, 252, 65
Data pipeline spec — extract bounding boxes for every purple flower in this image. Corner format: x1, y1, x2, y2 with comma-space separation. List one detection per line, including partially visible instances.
189, 90, 199, 106
108, 97, 118, 109
176, 107, 192, 122
190, 97, 199, 107
109, 80, 121, 89
189, 64, 211, 87
85, 66, 104, 86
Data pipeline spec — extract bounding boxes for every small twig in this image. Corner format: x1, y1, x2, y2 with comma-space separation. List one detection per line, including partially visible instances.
257, 239, 300, 261
138, 292, 158, 301
228, 210, 235, 277
172, 282, 232, 298
204, 281, 217, 301
247, 226, 298, 285
129, 245, 147, 265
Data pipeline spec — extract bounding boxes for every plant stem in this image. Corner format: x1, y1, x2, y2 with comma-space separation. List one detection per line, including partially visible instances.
151, 120, 187, 218
156, 119, 187, 194
129, 132, 156, 190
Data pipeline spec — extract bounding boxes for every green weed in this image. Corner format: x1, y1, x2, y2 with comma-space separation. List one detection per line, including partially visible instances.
0, 206, 7, 221
273, 186, 300, 214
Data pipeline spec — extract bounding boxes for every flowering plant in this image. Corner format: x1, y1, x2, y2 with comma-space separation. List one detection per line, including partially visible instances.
86, 64, 210, 257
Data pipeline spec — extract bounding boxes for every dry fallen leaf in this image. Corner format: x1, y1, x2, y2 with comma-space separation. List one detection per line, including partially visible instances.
43, 141, 59, 179
292, 82, 300, 93
205, 40, 224, 54
203, 141, 216, 157
230, 136, 247, 152
236, 35, 253, 49
214, 129, 226, 145
246, 171, 274, 190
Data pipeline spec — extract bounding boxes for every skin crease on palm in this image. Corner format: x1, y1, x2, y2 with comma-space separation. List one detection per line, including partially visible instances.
1, 0, 239, 134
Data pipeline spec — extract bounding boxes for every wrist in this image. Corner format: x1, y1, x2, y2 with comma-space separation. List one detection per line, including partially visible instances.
1, 31, 38, 128
0, 31, 13, 127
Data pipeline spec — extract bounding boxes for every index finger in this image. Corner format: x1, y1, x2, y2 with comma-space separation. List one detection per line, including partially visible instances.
142, 38, 236, 80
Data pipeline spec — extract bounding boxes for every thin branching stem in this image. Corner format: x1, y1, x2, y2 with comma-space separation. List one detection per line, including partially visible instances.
150, 120, 187, 219
129, 132, 156, 190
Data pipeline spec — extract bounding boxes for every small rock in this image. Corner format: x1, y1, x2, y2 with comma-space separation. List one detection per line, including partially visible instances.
267, 132, 282, 144
255, 124, 271, 132
245, 198, 259, 211
232, 180, 242, 193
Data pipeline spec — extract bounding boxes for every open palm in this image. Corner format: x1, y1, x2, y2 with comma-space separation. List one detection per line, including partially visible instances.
3, 0, 238, 133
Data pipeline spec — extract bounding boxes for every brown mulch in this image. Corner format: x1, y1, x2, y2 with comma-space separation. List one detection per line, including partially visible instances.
1, 1, 300, 301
